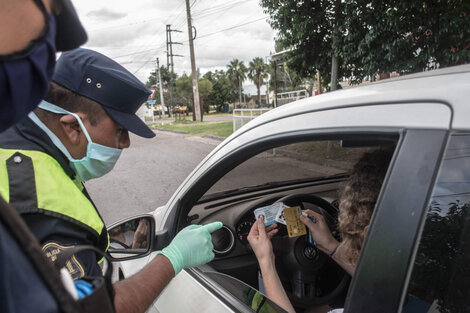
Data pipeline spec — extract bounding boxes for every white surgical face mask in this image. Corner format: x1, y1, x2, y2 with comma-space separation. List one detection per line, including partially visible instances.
28, 100, 122, 181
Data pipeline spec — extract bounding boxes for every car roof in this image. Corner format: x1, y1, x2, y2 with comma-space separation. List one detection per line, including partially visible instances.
245, 64, 470, 132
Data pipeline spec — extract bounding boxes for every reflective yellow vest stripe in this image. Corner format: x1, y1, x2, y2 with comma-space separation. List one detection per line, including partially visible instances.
0, 148, 109, 254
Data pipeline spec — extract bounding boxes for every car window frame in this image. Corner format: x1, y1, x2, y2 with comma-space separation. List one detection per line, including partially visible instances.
398, 131, 470, 312
345, 129, 449, 313
161, 129, 449, 312
158, 129, 398, 304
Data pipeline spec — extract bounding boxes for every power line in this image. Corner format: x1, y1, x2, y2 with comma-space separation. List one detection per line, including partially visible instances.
190, 0, 199, 8
111, 45, 165, 59
192, 0, 250, 18
186, 17, 266, 41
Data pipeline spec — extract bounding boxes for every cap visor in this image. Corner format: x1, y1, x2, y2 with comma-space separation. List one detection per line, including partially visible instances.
102, 106, 156, 138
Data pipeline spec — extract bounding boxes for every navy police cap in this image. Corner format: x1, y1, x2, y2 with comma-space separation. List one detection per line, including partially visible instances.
52, 48, 155, 138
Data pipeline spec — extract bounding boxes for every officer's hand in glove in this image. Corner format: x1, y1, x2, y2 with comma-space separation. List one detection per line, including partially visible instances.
160, 222, 223, 276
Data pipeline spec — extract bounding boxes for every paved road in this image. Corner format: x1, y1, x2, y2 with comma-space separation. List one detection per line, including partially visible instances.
86, 130, 221, 225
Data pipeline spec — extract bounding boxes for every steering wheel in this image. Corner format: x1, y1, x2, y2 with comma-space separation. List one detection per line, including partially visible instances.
271, 193, 349, 308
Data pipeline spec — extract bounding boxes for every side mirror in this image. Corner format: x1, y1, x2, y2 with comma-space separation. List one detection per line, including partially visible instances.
107, 215, 154, 261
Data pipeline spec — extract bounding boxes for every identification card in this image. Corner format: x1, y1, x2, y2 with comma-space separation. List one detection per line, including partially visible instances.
254, 203, 284, 226
283, 206, 306, 237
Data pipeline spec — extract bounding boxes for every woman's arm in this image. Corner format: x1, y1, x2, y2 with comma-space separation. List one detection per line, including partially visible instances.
300, 210, 356, 276
248, 217, 295, 313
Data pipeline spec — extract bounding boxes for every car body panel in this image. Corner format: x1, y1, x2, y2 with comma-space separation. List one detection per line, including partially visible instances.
152, 270, 233, 313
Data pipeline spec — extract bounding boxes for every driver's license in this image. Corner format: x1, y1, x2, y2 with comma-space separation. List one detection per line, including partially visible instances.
254, 203, 283, 226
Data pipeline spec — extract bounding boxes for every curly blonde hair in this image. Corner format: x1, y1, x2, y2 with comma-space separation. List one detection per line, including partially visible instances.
338, 148, 393, 265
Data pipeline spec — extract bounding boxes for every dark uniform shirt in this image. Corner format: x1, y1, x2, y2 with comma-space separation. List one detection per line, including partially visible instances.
0, 220, 59, 313
0, 116, 104, 279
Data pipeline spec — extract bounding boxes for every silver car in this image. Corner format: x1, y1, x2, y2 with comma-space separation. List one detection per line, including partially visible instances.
108, 65, 470, 313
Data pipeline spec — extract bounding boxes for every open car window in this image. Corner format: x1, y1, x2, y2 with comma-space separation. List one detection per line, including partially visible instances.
190, 134, 398, 312
205, 140, 386, 198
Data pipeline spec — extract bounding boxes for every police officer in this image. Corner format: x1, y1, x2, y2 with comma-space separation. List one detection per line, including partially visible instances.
0, 1, 91, 312
0, 48, 222, 313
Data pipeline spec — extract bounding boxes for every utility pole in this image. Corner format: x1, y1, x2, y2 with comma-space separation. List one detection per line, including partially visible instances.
273, 61, 278, 107
156, 58, 165, 118
265, 56, 270, 107
166, 25, 183, 73
166, 25, 183, 117
330, 0, 341, 92
317, 70, 322, 94
185, 0, 201, 121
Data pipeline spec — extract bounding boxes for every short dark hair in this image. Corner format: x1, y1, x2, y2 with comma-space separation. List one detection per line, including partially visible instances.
40, 82, 105, 126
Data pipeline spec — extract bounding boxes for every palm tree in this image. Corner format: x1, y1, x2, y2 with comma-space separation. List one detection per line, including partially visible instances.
248, 57, 268, 108
227, 59, 247, 109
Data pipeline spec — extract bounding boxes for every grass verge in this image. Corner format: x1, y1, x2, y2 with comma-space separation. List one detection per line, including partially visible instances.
154, 120, 233, 138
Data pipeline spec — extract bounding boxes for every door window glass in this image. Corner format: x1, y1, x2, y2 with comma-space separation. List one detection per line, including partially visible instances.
403, 134, 470, 313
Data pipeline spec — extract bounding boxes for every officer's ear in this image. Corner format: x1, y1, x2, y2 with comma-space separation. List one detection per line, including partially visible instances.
59, 114, 83, 146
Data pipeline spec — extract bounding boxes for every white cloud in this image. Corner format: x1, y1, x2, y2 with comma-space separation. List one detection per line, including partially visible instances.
72, 0, 276, 83
86, 8, 127, 21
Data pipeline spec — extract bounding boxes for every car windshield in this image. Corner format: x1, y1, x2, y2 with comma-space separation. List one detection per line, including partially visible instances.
204, 139, 387, 198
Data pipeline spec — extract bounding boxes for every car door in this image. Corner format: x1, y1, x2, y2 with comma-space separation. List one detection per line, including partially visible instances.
152, 101, 451, 312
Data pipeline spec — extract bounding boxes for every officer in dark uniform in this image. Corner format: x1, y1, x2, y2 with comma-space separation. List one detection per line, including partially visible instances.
0, 47, 222, 313
0, 0, 91, 312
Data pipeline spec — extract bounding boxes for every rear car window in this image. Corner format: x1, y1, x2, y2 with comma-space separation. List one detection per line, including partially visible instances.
403, 133, 470, 313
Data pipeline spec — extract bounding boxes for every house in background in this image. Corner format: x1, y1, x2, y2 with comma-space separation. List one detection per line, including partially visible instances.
243, 84, 275, 108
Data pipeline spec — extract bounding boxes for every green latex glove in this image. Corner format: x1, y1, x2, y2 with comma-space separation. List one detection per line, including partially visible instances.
160, 222, 223, 276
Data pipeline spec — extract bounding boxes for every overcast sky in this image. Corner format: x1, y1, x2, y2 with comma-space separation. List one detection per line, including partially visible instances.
73, 0, 276, 85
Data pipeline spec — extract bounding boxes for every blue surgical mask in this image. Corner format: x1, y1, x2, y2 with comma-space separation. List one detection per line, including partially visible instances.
0, 9, 57, 132
28, 101, 123, 182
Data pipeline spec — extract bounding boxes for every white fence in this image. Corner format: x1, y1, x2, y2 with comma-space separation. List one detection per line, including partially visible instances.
276, 89, 308, 106
233, 109, 270, 132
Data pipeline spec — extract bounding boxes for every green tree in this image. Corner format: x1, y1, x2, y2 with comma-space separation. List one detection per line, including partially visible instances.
261, 0, 470, 84
175, 74, 193, 105
248, 57, 268, 107
146, 66, 178, 115
175, 74, 214, 114
261, 0, 344, 84
226, 59, 248, 108
204, 70, 237, 112
342, 0, 470, 82
198, 78, 213, 113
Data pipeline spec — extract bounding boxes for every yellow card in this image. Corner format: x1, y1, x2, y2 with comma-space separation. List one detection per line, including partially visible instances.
283, 206, 306, 238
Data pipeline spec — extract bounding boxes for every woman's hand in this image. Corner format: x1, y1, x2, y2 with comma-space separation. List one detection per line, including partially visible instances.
132, 219, 149, 248
300, 210, 339, 256
247, 217, 279, 266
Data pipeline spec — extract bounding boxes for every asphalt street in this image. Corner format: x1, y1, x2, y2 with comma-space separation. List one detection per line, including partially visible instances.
86, 130, 221, 225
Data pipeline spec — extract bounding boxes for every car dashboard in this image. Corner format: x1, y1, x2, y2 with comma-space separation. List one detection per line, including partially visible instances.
187, 176, 345, 288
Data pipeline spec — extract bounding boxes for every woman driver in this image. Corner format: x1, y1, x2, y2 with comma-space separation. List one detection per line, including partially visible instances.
247, 148, 393, 313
